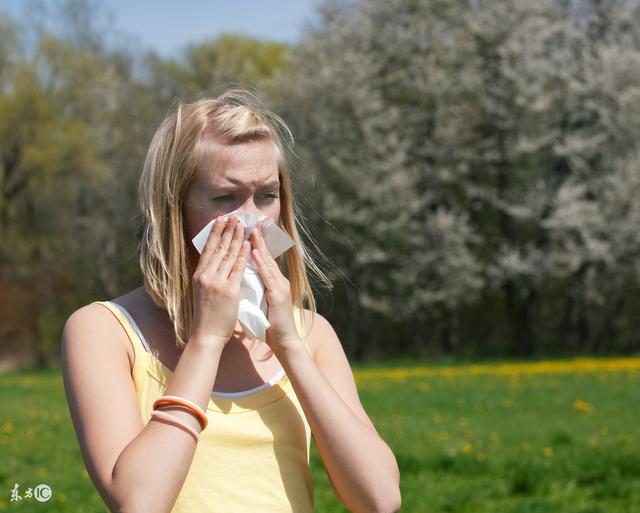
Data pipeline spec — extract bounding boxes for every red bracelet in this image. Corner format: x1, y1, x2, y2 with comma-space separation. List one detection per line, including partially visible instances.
153, 395, 208, 431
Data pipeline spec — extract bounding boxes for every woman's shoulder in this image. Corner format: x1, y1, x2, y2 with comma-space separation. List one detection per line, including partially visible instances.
67, 286, 145, 331
62, 297, 137, 374
299, 308, 336, 329
296, 307, 340, 362
68, 286, 151, 370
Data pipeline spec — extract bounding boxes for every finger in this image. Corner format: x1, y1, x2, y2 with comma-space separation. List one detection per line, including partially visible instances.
197, 215, 227, 271
251, 221, 279, 271
205, 215, 239, 275
229, 241, 251, 286
252, 246, 276, 289
218, 220, 245, 277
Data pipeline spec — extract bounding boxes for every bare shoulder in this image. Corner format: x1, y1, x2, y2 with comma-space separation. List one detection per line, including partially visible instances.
298, 308, 342, 363
64, 299, 136, 371
60, 300, 133, 382
298, 308, 377, 434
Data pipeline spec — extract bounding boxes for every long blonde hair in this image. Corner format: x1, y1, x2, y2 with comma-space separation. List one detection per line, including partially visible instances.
137, 88, 332, 349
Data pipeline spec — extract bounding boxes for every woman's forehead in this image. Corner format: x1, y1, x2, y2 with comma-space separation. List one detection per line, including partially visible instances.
196, 139, 280, 187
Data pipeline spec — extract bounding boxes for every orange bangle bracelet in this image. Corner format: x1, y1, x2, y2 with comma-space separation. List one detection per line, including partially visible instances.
153, 395, 208, 431
150, 410, 201, 442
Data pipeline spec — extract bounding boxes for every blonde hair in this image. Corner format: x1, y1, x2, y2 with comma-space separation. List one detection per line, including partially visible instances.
137, 88, 332, 349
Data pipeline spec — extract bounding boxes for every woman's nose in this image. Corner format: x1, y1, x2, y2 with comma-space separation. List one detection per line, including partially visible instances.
237, 197, 264, 216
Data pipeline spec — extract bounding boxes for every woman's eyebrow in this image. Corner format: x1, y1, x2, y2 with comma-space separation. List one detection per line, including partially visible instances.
212, 180, 280, 191
261, 180, 281, 188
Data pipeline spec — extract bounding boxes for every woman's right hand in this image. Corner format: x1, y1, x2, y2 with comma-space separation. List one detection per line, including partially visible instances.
190, 214, 251, 348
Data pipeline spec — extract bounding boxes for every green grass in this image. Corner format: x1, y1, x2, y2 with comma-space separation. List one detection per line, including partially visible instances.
1, 359, 639, 512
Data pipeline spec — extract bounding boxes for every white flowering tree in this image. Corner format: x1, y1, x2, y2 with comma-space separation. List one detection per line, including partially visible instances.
270, 0, 485, 356
268, 0, 640, 356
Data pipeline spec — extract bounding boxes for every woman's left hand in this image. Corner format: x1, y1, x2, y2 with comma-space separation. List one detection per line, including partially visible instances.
250, 222, 300, 354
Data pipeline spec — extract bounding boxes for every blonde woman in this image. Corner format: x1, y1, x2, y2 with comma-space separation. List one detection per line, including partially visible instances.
61, 89, 400, 513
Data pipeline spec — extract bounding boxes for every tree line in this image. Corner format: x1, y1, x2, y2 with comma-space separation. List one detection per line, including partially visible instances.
1, 0, 640, 368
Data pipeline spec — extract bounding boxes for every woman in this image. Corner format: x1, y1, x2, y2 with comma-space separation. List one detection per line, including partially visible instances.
61, 89, 401, 513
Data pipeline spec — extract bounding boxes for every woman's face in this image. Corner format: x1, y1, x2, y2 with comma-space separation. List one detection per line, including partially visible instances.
182, 138, 282, 270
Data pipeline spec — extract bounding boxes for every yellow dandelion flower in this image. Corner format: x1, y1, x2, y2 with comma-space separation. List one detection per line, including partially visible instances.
543, 447, 553, 457
573, 399, 595, 413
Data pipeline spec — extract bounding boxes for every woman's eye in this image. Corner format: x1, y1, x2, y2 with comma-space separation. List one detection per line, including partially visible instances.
212, 193, 278, 203
213, 195, 234, 202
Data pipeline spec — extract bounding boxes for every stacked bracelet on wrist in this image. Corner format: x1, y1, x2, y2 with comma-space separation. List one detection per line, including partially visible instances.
150, 394, 209, 442
150, 410, 201, 441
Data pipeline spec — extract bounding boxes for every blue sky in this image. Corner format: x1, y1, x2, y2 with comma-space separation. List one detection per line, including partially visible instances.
0, 0, 322, 56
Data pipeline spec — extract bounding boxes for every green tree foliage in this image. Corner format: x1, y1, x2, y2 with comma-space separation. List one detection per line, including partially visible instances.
0, 2, 294, 369
0, 5, 151, 367
146, 33, 290, 100
3, 0, 640, 369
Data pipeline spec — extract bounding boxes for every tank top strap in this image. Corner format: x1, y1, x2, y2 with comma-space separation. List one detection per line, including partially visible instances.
91, 301, 152, 362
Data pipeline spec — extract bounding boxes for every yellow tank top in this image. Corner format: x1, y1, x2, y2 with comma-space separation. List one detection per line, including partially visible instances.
92, 300, 314, 513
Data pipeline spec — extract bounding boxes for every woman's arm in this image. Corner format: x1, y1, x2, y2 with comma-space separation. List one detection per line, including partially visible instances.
248, 221, 401, 513
109, 336, 225, 512
63, 213, 248, 512
62, 304, 226, 513
274, 312, 401, 513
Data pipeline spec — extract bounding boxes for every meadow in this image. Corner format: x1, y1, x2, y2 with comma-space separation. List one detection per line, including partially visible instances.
1, 356, 638, 512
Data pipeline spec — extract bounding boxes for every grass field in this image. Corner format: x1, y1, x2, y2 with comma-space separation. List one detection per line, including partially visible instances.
1, 356, 639, 512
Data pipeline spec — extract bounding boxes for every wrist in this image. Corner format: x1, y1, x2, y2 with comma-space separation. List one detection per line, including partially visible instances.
274, 337, 308, 361
188, 333, 227, 353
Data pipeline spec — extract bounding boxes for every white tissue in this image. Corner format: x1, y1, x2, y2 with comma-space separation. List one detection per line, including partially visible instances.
191, 209, 296, 341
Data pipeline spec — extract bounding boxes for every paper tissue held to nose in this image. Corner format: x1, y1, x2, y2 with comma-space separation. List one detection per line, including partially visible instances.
191, 210, 295, 341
